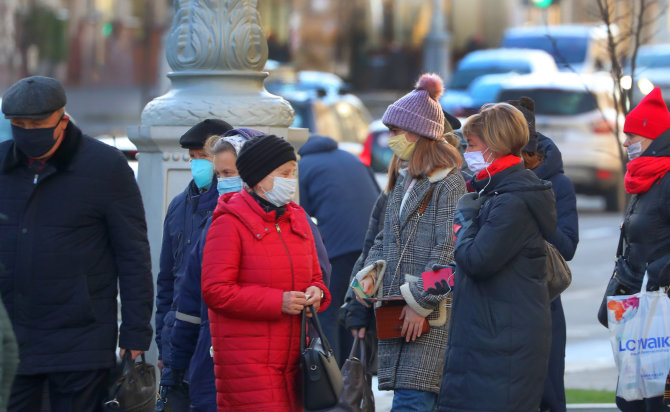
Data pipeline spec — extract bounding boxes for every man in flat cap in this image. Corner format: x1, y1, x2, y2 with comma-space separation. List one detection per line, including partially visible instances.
155, 118, 232, 411
0, 76, 154, 411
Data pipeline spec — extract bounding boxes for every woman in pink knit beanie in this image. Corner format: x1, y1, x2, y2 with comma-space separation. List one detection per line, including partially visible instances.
352, 73, 466, 411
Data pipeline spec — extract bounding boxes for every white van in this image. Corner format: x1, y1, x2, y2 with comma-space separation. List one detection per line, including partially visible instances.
502, 25, 613, 73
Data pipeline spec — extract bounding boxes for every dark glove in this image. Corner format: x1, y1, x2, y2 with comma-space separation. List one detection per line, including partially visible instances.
453, 193, 485, 242
423, 263, 456, 296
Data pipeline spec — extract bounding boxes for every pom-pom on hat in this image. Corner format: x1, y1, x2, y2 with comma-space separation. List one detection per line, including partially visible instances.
382, 73, 446, 140
508, 96, 538, 152
624, 87, 670, 139
236, 134, 296, 188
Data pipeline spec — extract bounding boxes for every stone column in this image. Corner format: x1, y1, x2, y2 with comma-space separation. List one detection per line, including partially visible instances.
128, 0, 306, 364
423, 0, 450, 82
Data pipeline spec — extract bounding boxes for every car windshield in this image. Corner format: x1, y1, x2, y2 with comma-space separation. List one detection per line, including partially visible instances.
449, 62, 532, 90
636, 52, 670, 69
503, 35, 588, 65
470, 83, 504, 106
497, 89, 598, 115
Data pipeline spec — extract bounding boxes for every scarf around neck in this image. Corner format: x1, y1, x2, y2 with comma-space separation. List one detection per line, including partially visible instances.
475, 154, 523, 180
624, 156, 670, 194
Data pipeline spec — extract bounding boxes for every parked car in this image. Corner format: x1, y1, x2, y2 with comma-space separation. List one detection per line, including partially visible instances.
621, 43, 670, 107
502, 24, 612, 73
454, 73, 521, 117
496, 73, 626, 211
441, 48, 558, 114
282, 91, 371, 155
266, 70, 349, 99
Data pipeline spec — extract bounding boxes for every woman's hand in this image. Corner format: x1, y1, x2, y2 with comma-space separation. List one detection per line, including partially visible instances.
305, 286, 323, 316
355, 276, 375, 306
351, 327, 366, 339
399, 305, 426, 343
281, 291, 307, 315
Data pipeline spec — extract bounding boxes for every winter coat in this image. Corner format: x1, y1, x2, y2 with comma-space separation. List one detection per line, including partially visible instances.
201, 190, 332, 411
535, 133, 579, 261
363, 168, 466, 393
623, 130, 670, 291
534, 133, 579, 412
0, 290, 17, 412
439, 163, 557, 412
0, 123, 153, 375
298, 136, 379, 259
155, 177, 218, 385
170, 208, 332, 410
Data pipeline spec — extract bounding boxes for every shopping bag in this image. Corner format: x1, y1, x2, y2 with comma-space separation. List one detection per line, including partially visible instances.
607, 274, 670, 401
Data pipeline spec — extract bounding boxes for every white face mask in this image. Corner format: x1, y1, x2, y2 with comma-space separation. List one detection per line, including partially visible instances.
627, 141, 643, 161
263, 176, 297, 207
464, 149, 492, 174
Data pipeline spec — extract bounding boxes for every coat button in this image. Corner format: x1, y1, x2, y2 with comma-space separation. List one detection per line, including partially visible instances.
21, 228, 27, 234
256, 234, 261, 238
265, 228, 269, 232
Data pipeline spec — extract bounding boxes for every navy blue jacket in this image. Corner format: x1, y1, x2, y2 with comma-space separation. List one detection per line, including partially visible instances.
169, 198, 331, 406
534, 133, 579, 260
298, 136, 379, 259
155, 177, 218, 385
0, 123, 153, 375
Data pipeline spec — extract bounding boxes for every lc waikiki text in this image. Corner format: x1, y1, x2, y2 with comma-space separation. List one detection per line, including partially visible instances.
618, 336, 670, 352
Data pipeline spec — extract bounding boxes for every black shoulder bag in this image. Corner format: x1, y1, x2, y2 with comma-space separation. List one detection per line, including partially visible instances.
597, 224, 637, 327
301, 305, 343, 411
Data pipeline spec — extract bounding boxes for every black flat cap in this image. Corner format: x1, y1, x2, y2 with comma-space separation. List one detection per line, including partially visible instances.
2, 76, 67, 119
179, 119, 233, 149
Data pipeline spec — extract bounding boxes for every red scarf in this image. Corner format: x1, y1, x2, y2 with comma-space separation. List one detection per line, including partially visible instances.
476, 154, 522, 180
624, 156, 670, 194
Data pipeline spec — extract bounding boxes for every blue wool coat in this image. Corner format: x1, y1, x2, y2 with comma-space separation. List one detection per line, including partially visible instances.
170, 197, 332, 409
155, 177, 218, 385
298, 136, 379, 259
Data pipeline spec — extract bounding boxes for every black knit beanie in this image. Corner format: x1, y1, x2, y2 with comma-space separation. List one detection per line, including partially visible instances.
236, 134, 296, 188
508, 96, 538, 153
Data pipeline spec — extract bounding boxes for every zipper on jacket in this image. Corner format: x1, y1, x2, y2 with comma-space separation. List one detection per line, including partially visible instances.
33, 174, 38, 184
276, 221, 297, 398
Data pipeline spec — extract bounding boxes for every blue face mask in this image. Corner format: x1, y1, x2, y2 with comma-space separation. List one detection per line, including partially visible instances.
190, 158, 214, 189
217, 176, 242, 195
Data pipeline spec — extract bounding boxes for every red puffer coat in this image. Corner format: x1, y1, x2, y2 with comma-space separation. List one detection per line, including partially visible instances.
202, 190, 331, 412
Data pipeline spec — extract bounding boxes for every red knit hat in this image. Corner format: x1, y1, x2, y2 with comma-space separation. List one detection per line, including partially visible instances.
624, 87, 670, 139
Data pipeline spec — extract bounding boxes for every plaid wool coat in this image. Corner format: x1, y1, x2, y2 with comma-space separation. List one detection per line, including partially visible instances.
364, 167, 466, 393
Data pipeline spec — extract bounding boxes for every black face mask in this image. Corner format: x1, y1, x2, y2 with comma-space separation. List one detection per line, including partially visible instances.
11, 118, 62, 158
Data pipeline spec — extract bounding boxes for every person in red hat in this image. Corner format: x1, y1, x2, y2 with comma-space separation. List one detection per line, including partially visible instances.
614, 86, 670, 411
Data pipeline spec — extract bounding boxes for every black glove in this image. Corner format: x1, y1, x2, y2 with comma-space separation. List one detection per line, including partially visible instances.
453, 193, 485, 242
426, 279, 452, 295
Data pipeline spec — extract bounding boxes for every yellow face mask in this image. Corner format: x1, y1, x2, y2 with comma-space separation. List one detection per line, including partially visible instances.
388, 133, 416, 160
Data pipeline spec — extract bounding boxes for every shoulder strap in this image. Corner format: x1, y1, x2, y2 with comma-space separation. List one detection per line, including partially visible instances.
418, 186, 435, 216
616, 223, 625, 258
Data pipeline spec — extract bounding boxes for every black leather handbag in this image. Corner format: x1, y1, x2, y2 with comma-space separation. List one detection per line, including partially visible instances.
104, 352, 156, 412
300, 305, 343, 412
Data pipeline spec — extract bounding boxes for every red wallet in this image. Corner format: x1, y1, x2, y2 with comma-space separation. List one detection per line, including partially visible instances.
421, 267, 454, 292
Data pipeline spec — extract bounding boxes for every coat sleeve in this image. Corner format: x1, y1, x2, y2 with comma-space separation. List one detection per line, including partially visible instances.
155, 200, 178, 358
307, 219, 332, 288
547, 175, 579, 261
201, 215, 285, 320
455, 195, 534, 280
170, 229, 207, 372
105, 157, 153, 351
308, 228, 331, 312
400, 176, 465, 316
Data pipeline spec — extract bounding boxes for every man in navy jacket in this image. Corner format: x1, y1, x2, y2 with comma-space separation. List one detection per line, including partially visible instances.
155, 119, 232, 410
0, 76, 153, 411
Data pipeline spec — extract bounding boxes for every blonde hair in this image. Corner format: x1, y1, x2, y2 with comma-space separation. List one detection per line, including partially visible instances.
385, 136, 462, 193
463, 103, 529, 156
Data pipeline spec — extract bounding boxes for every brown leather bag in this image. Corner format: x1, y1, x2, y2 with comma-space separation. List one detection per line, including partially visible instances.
374, 187, 435, 340
375, 298, 430, 339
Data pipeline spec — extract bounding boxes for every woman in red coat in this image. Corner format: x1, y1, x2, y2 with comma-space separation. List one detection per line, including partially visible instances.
201, 134, 331, 412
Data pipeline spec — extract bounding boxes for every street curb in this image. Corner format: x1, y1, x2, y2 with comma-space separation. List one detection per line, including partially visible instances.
567, 404, 618, 411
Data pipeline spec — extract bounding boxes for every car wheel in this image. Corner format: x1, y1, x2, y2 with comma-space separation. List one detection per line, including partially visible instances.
604, 181, 627, 213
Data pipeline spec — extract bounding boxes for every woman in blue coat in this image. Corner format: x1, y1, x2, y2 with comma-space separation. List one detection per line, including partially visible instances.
512, 97, 579, 412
